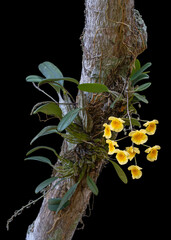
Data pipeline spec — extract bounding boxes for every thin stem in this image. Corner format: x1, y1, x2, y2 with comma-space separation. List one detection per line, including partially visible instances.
115, 135, 129, 142
134, 156, 137, 166
131, 117, 148, 123
142, 144, 151, 148
126, 86, 133, 132
64, 89, 76, 104
33, 83, 58, 104
33, 83, 77, 106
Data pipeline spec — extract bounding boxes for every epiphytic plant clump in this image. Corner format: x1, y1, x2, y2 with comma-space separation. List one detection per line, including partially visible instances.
7, 59, 160, 230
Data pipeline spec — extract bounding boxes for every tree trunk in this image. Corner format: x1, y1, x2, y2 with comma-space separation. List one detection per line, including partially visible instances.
26, 0, 147, 239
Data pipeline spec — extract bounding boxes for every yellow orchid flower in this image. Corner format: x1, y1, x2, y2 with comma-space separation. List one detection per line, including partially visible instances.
126, 146, 140, 160
129, 129, 148, 145
114, 149, 129, 165
103, 123, 112, 139
145, 145, 161, 162
108, 117, 125, 132
143, 120, 159, 135
106, 140, 119, 155
128, 165, 143, 179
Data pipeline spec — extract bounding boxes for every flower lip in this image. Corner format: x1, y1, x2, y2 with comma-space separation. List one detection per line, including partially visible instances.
108, 117, 125, 132
103, 123, 112, 139
114, 149, 129, 165
129, 129, 148, 145
128, 165, 143, 179
145, 145, 161, 162
126, 146, 140, 160
143, 120, 159, 135
106, 140, 119, 155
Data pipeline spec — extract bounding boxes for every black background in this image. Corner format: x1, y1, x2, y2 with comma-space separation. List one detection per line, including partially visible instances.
1, 1, 169, 239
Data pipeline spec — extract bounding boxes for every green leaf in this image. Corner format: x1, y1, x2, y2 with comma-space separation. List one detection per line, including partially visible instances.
30, 126, 58, 145
24, 156, 52, 165
48, 198, 61, 205
130, 59, 141, 78
38, 61, 64, 93
130, 62, 152, 81
87, 176, 99, 196
78, 83, 109, 93
26, 75, 44, 83
123, 118, 141, 127
133, 93, 149, 104
57, 108, 81, 132
50, 82, 67, 94
131, 73, 149, 86
26, 146, 58, 157
33, 102, 62, 119
109, 160, 128, 184
56, 183, 78, 215
38, 61, 63, 79
39, 77, 79, 87
35, 177, 58, 194
135, 82, 151, 92
78, 165, 87, 182
48, 198, 70, 212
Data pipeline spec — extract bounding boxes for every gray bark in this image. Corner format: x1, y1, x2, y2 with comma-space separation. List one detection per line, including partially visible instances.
26, 1, 147, 240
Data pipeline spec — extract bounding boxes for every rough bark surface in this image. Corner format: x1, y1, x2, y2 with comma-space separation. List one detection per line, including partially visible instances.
26, 1, 147, 240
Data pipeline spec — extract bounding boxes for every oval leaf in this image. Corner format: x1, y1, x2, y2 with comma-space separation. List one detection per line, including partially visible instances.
130, 62, 152, 81
123, 118, 141, 128
109, 160, 128, 184
130, 59, 141, 78
26, 75, 44, 83
131, 73, 149, 86
48, 198, 70, 212
78, 83, 109, 93
30, 125, 58, 145
87, 176, 99, 196
38, 61, 64, 93
33, 102, 62, 119
133, 93, 149, 104
35, 177, 58, 194
135, 82, 151, 92
38, 61, 63, 79
57, 108, 81, 132
24, 156, 52, 166
56, 183, 78, 215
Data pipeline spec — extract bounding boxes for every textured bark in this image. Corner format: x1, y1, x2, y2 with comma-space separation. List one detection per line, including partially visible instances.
26, 1, 147, 240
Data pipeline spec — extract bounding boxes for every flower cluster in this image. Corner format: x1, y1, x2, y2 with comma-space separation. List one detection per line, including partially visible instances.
103, 117, 160, 180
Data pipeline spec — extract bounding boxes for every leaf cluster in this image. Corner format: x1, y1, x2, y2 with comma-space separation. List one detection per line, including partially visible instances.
130, 59, 152, 104
25, 62, 102, 214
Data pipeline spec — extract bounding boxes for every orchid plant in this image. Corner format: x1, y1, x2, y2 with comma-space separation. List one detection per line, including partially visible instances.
7, 58, 161, 230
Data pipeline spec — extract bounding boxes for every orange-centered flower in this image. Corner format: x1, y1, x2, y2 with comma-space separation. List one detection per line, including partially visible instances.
106, 140, 119, 155
126, 146, 140, 160
129, 129, 148, 145
114, 149, 129, 165
108, 117, 125, 132
145, 145, 161, 162
143, 120, 159, 135
103, 123, 112, 139
128, 165, 143, 179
